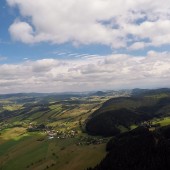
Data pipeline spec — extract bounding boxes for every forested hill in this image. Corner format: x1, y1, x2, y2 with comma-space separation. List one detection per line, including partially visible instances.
86, 88, 170, 136
88, 126, 170, 170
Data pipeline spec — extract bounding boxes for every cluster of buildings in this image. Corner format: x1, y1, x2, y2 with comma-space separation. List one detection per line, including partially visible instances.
45, 129, 78, 139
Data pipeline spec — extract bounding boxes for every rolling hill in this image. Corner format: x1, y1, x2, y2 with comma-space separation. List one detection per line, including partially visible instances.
86, 89, 170, 136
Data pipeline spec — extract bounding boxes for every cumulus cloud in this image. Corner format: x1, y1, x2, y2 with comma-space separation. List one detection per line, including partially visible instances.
128, 42, 147, 50
6, 0, 170, 49
0, 52, 170, 93
9, 21, 35, 43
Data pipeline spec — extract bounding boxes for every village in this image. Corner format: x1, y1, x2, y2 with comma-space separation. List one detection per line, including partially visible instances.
27, 123, 108, 145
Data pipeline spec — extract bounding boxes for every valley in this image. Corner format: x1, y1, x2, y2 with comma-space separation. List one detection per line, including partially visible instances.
0, 92, 115, 170
0, 89, 170, 170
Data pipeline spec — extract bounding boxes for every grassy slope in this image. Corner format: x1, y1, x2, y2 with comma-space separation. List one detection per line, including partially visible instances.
0, 129, 106, 170
152, 117, 170, 126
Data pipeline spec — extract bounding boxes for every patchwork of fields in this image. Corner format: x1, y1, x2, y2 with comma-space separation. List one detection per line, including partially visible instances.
1, 89, 170, 170
0, 95, 111, 170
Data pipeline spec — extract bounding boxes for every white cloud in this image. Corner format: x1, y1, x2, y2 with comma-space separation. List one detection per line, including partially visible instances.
7, 0, 170, 49
128, 42, 147, 50
1, 52, 170, 93
9, 21, 35, 43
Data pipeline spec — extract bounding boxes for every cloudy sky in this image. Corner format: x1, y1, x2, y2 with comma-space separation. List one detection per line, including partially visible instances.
1, 0, 170, 93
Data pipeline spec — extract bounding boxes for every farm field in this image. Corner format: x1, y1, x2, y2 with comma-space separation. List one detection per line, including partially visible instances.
0, 130, 106, 170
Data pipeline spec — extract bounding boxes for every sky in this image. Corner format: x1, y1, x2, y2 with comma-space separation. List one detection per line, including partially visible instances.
1, 0, 170, 93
